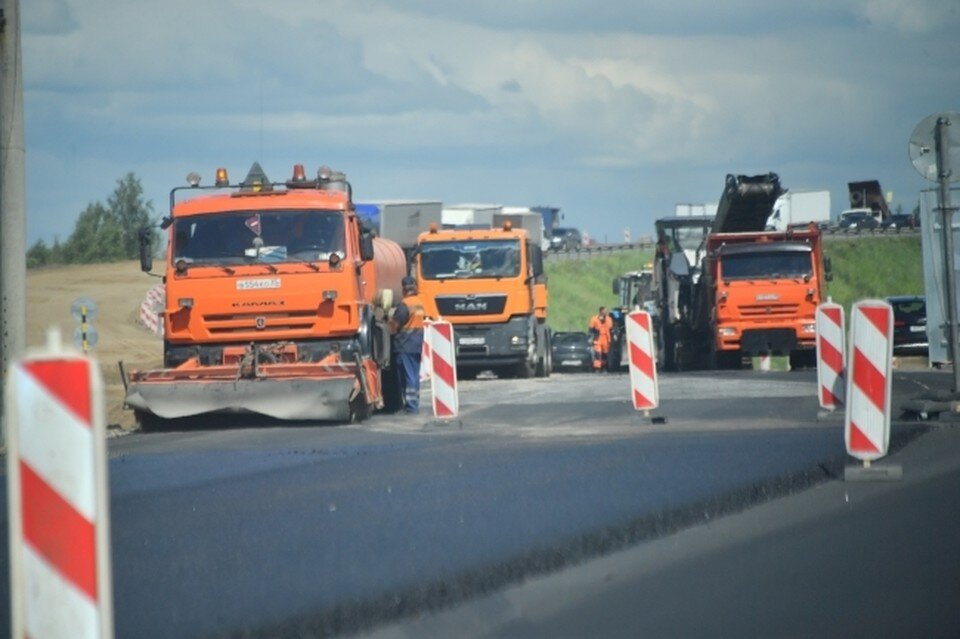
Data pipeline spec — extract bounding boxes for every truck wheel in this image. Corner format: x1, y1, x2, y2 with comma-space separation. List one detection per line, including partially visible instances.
381, 364, 404, 413
134, 410, 163, 432
515, 358, 534, 379
658, 325, 676, 372
789, 350, 816, 370
713, 351, 742, 370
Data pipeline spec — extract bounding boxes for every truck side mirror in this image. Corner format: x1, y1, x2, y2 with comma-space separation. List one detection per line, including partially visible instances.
612, 278, 621, 295
529, 243, 544, 278
138, 227, 154, 273
360, 232, 375, 261
824, 256, 833, 282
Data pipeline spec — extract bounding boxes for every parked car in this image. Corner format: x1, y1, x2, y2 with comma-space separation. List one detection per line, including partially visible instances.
839, 211, 880, 231
881, 213, 916, 231
887, 295, 928, 356
549, 227, 583, 251
551, 331, 593, 372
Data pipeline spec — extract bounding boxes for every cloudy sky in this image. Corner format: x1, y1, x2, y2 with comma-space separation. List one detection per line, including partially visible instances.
21, 0, 960, 245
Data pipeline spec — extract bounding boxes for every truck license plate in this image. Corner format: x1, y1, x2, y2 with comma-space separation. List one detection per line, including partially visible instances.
562, 359, 581, 366
910, 326, 925, 333
459, 337, 486, 346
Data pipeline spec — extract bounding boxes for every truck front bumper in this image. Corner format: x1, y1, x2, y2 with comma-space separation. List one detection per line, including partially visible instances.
449, 317, 532, 367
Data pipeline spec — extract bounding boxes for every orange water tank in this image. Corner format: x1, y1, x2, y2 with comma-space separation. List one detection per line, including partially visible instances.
371, 237, 407, 302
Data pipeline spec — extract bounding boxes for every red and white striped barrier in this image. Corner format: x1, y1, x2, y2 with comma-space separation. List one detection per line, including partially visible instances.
138, 284, 164, 336
428, 320, 459, 418
844, 300, 893, 461
816, 302, 846, 410
626, 311, 659, 411
5, 329, 114, 639
420, 319, 433, 382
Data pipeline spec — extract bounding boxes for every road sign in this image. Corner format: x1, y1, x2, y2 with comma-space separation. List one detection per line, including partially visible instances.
428, 321, 459, 419
5, 329, 114, 638
625, 311, 659, 411
816, 302, 846, 410
70, 297, 98, 322
844, 300, 893, 461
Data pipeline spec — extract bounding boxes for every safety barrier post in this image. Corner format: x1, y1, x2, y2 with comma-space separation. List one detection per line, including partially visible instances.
5, 328, 114, 638
429, 321, 460, 422
626, 311, 665, 424
816, 301, 846, 413
420, 319, 433, 382
844, 300, 901, 481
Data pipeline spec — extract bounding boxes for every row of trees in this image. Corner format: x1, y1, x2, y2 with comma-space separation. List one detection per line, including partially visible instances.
27, 173, 155, 268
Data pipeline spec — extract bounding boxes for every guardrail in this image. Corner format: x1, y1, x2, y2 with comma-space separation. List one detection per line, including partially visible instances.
547, 226, 919, 260
545, 240, 654, 260
821, 226, 920, 237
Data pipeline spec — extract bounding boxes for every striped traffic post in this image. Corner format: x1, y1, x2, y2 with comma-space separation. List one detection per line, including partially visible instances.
844, 300, 899, 479
419, 319, 433, 382
428, 320, 459, 419
5, 329, 114, 638
816, 302, 846, 411
626, 311, 665, 423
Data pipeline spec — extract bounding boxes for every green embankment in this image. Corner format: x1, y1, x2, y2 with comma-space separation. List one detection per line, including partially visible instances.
545, 250, 653, 332
544, 235, 923, 333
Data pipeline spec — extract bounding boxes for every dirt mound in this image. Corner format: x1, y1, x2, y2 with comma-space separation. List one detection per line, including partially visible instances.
27, 261, 162, 429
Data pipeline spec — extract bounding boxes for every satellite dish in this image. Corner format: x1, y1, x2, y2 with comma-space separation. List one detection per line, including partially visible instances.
909, 112, 960, 182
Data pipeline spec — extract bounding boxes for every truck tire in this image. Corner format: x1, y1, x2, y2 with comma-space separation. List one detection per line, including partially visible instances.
515, 356, 535, 379
658, 324, 677, 372
789, 349, 817, 370
535, 329, 551, 378
713, 350, 742, 370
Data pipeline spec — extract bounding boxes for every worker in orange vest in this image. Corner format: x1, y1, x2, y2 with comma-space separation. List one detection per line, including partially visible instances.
588, 306, 613, 372
389, 276, 428, 412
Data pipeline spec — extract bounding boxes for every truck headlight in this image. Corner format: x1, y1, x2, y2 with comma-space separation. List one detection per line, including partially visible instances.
718, 327, 736, 336
510, 335, 527, 346
803, 323, 816, 333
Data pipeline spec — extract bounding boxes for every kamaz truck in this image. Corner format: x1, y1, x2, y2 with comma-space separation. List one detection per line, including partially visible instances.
414, 222, 551, 378
653, 173, 830, 370
125, 163, 406, 425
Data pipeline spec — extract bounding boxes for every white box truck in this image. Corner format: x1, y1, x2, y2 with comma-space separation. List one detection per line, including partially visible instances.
354, 200, 442, 250
442, 204, 501, 228
768, 190, 831, 231
497, 207, 548, 251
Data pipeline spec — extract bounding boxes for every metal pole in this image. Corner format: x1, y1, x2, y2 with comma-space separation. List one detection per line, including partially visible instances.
935, 116, 960, 392
0, 0, 27, 439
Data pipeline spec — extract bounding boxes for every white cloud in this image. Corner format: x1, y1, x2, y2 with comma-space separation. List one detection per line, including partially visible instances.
18, 0, 960, 244
858, 0, 960, 33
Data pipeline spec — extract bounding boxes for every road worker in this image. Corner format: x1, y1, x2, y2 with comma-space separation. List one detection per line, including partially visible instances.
389, 276, 427, 413
588, 305, 613, 372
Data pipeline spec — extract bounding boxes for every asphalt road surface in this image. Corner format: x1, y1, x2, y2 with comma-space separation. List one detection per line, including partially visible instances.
0, 367, 954, 638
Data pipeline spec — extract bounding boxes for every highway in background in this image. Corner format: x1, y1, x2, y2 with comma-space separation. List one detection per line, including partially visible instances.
0, 367, 954, 638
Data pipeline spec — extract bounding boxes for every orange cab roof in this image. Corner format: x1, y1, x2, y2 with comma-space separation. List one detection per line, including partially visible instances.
173, 188, 350, 218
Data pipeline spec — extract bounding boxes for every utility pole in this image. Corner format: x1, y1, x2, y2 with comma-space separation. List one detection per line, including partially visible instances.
934, 116, 960, 392
0, 0, 27, 438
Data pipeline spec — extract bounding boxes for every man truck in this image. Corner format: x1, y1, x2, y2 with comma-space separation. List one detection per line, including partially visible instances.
653, 173, 830, 370
125, 163, 406, 425
414, 222, 551, 378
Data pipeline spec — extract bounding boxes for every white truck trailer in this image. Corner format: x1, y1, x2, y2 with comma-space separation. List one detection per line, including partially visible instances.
498, 207, 549, 251
442, 203, 501, 228
354, 200, 443, 250
768, 189, 831, 231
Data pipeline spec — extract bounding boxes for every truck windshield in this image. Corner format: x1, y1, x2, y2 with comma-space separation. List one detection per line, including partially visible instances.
720, 251, 813, 280
420, 239, 521, 280
172, 209, 345, 264
658, 224, 711, 252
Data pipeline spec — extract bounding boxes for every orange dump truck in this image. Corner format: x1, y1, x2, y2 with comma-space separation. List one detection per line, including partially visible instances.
414, 223, 551, 378
654, 173, 831, 370
124, 163, 406, 425
699, 224, 829, 369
